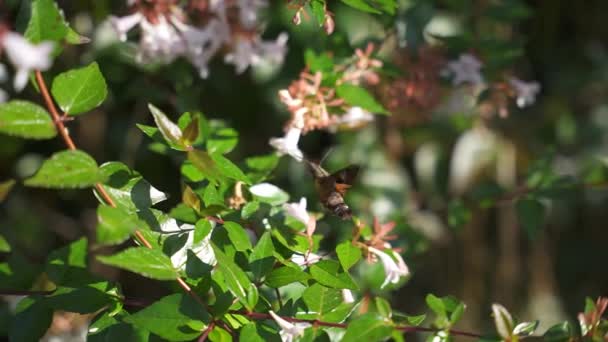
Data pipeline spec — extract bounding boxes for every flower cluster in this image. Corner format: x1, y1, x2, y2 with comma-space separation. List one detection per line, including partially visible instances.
441, 52, 541, 117
269, 43, 382, 161
109, 0, 287, 78
0, 30, 54, 99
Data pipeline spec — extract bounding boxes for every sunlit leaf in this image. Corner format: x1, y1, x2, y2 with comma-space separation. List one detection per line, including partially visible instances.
25, 150, 104, 188
51, 62, 107, 115
0, 101, 56, 139
97, 247, 178, 280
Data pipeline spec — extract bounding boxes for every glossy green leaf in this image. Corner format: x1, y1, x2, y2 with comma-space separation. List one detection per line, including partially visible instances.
336, 241, 361, 270
239, 323, 265, 342
212, 244, 253, 309
125, 294, 209, 341
148, 104, 185, 150
24, 0, 69, 43
375, 297, 392, 319
224, 221, 252, 252
265, 265, 310, 288
210, 153, 250, 184
303, 283, 342, 315
310, 260, 358, 290
336, 84, 388, 114
96, 205, 142, 245
207, 127, 238, 154
25, 150, 103, 188
97, 247, 178, 280
341, 313, 392, 342
96, 162, 167, 212
248, 232, 275, 280
51, 62, 107, 115
492, 303, 514, 340
0, 100, 56, 139
311, 0, 327, 24
542, 322, 572, 342
241, 200, 260, 219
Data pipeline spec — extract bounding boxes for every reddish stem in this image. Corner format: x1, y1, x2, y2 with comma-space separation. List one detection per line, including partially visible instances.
34, 70, 207, 310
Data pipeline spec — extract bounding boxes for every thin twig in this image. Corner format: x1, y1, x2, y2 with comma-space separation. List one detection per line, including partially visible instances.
198, 321, 216, 342
229, 310, 483, 338
34, 70, 208, 310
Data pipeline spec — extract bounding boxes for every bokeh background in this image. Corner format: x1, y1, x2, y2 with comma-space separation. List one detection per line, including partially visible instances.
1, 0, 608, 339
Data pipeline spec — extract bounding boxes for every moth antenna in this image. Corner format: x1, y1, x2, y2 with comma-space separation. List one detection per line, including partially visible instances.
319, 147, 334, 166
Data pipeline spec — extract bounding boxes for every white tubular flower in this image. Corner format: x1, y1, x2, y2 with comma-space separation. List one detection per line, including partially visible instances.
283, 198, 310, 225
238, 0, 268, 28
509, 77, 541, 108
138, 16, 185, 64
331, 106, 374, 131
291, 252, 322, 267
269, 126, 304, 162
269, 310, 310, 342
170, 223, 216, 270
342, 289, 355, 304
109, 12, 143, 41
2, 32, 54, 91
442, 53, 484, 86
224, 39, 259, 74
368, 247, 410, 289
257, 33, 288, 66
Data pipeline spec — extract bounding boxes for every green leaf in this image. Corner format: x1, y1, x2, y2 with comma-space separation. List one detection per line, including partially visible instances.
46, 238, 100, 287
336, 241, 361, 270
492, 303, 514, 340
45, 285, 113, 313
241, 201, 260, 219
209, 326, 232, 342
96, 162, 167, 212
148, 104, 185, 150
24, 0, 69, 43
542, 322, 572, 342
96, 205, 141, 245
25, 150, 103, 188
239, 324, 265, 342
311, 0, 327, 24
223, 221, 252, 252
248, 232, 275, 280
375, 297, 392, 319
207, 127, 238, 154
125, 294, 209, 341
0, 234, 10, 252
210, 153, 250, 184
188, 150, 222, 184
51, 62, 107, 115
516, 198, 545, 239
0, 179, 15, 203
97, 247, 178, 280
194, 219, 213, 244
9, 299, 53, 342
0, 100, 56, 139
212, 244, 254, 309
310, 260, 358, 290
513, 321, 539, 337
303, 283, 342, 315
341, 313, 392, 342
340, 0, 382, 14
336, 84, 388, 114
264, 265, 310, 288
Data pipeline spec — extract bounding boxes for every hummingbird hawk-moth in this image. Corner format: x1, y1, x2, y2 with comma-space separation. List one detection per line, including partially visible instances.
307, 160, 359, 220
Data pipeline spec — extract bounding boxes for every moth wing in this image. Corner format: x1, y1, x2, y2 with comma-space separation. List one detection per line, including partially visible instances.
332, 165, 360, 185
